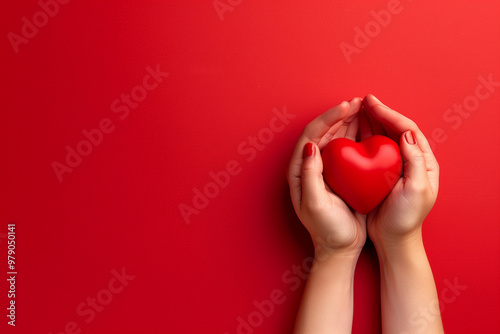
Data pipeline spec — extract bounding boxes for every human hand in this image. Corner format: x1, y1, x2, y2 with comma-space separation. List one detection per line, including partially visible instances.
287, 98, 367, 258
361, 95, 440, 249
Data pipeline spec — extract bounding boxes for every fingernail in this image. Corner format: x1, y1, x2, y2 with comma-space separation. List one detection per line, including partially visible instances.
405, 131, 416, 145
303, 143, 314, 158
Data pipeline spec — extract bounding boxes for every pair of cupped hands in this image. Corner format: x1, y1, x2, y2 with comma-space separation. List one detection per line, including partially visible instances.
287, 95, 440, 259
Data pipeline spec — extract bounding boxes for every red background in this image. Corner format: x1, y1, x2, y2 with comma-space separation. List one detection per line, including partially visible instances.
1, 1, 499, 333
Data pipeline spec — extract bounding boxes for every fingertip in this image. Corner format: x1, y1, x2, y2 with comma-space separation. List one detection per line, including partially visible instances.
400, 134, 428, 187
348, 97, 363, 110
363, 94, 375, 105
341, 98, 363, 126
300, 159, 326, 208
364, 94, 386, 107
332, 101, 350, 120
303, 142, 315, 158
339, 100, 350, 112
302, 142, 322, 175
400, 131, 424, 160
404, 130, 417, 145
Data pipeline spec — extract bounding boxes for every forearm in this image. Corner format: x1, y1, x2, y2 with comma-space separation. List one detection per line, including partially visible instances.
293, 252, 359, 334
375, 231, 444, 334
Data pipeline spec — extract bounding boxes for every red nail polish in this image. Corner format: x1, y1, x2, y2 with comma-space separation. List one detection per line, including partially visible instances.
405, 131, 416, 145
303, 143, 314, 158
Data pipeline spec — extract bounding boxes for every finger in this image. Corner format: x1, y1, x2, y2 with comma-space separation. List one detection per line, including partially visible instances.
330, 112, 357, 141
426, 156, 440, 196
364, 94, 418, 135
288, 102, 349, 209
359, 107, 374, 140
364, 94, 439, 187
400, 131, 431, 191
343, 113, 359, 141
370, 110, 401, 142
364, 100, 387, 136
301, 142, 326, 208
287, 156, 303, 211
331, 97, 363, 142
302, 101, 350, 144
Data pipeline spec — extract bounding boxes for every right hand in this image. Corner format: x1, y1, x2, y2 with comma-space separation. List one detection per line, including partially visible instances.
287, 98, 367, 258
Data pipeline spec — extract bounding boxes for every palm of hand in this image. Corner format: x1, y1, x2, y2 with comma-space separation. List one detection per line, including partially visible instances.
367, 179, 417, 241
304, 188, 367, 255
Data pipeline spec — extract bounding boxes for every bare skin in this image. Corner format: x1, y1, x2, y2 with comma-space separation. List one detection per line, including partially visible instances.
287, 95, 444, 334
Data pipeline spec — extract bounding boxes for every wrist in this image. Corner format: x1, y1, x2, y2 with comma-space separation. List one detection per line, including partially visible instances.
312, 240, 362, 264
312, 243, 361, 276
369, 220, 423, 249
372, 228, 426, 266
311, 250, 359, 281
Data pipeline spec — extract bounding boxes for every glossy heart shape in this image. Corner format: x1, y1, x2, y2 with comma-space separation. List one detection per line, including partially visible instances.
321, 135, 403, 214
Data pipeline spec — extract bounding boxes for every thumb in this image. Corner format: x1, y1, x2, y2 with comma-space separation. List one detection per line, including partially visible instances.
400, 131, 429, 187
301, 142, 325, 207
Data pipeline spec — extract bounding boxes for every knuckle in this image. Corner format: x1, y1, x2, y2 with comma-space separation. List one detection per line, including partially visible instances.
411, 153, 426, 166
301, 123, 314, 137
413, 152, 425, 161
409, 121, 419, 131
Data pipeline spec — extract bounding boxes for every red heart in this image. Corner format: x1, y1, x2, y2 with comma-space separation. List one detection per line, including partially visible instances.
321, 135, 403, 214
